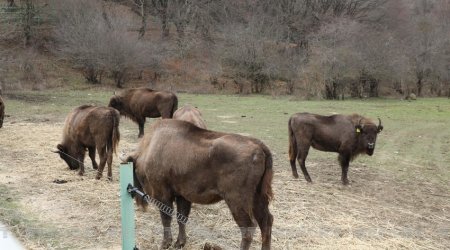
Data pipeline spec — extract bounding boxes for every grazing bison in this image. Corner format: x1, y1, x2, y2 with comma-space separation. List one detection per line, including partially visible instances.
108, 87, 178, 137
54, 105, 120, 180
173, 104, 207, 129
125, 119, 273, 249
288, 113, 383, 185
0, 94, 4, 128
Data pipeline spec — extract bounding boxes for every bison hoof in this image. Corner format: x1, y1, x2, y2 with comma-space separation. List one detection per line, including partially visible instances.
95, 174, 102, 180
161, 239, 172, 249
342, 180, 350, 185
107, 176, 112, 181
292, 172, 299, 179
78, 171, 84, 176
175, 238, 186, 249
92, 165, 98, 170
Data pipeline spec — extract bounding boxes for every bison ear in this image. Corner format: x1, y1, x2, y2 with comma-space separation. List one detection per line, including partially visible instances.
355, 125, 363, 134
119, 153, 134, 164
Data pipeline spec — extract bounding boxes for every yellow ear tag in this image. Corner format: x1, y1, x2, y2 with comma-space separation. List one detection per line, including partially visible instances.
356, 128, 361, 133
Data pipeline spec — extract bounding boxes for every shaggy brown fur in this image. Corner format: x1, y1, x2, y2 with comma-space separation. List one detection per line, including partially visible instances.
288, 113, 383, 185
126, 119, 273, 250
108, 87, 178, 137
173, 104, 207, 129
54, 105, 120, 180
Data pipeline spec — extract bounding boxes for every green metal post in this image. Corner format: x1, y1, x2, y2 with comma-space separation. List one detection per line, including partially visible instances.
120, 162, 136, 250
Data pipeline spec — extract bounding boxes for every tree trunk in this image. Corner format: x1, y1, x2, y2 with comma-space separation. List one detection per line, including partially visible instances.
7, 0, 16, 7
369, 78, 379, 97
23, 0, 34, 47
416, 78, 423, 97
416, 70, 424, 97
138, 0, 147, 39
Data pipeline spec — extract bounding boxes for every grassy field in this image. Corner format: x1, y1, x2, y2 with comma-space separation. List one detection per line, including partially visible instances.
1, 87, 449, 249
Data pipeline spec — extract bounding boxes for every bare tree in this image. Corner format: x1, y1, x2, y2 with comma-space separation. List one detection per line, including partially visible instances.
54, 0, 161, 87
7, 0, 16, 7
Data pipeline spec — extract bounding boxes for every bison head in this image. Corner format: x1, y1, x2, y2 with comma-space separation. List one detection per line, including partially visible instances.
54, 144, 83, 170
108, 96, 123, 114
355, 118, 383, 156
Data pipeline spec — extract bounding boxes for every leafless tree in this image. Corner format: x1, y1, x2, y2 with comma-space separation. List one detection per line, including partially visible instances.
54, 0, 161, 87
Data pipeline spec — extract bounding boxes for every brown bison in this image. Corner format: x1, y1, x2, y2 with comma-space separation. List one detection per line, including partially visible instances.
0, 94, 4, 128
125, 119, 273, 249
108, 87, 178, 137
173, 104, 207, 129
288, 113, 383, 185
54, 105, 120, 180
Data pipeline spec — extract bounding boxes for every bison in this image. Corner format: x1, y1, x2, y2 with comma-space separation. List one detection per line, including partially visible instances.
124, 119, 273, 249
288, 113, 383, 185
54, 105, 120, 180
108, 87, 178, 137
0, 94, 4, 128
173, 104, 207, 129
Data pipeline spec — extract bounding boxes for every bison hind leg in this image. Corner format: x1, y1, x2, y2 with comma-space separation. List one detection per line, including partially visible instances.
253, 193, 273, 250
290, 158, 299, 178
225, 199, 256, 250
88, 147, 98, 170
297, 144, 312, 183
174, 196, 191, 249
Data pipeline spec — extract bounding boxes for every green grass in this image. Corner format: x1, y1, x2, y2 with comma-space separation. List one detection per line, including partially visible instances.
4, 89, 450, 185
2, 88, 449, 249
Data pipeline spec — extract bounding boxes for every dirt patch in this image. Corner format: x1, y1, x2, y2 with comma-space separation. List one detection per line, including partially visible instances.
0, 121, 449, 249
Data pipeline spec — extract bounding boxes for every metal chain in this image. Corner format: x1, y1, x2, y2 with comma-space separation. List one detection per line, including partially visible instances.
128, 185, 189, 225
52, 149, 85, 168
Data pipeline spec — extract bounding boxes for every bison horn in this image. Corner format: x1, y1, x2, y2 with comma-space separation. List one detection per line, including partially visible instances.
358, 117, 363, 127
51, 149, 60, 153
119, 153, 128, 162
377, 118, 383, 132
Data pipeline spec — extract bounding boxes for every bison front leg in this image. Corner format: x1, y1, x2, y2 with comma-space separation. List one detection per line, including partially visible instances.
338, 154, 351, 185
137, 118, 145, 138
77, 156, 85, 176
175, 196, 191, 249
88, 147, 98, 170
95, 147, 107, 180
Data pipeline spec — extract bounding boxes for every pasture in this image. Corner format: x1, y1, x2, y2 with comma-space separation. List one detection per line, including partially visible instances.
0, 88, 449, 249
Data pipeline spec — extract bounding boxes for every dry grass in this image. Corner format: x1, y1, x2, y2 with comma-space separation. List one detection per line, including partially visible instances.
0, 93, 449, 249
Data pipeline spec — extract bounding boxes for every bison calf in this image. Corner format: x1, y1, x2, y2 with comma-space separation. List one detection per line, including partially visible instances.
288, 113, 383, 185
108, 87, 178, 138
54, 105, 120, 180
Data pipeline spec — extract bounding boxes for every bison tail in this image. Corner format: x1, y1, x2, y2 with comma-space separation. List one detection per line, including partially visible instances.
170, 94, 178, 118
288, 117, 297, 164
111, 112, 120, 155
258, 146, 274, 203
